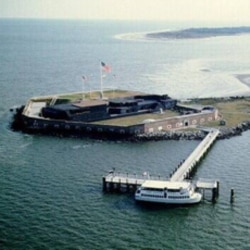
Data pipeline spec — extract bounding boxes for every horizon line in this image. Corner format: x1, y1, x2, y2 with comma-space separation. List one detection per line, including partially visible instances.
1, 17, 250, 24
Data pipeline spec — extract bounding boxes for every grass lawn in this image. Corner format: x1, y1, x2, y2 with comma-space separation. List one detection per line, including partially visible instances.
191, 97, 250, 128
95, 97, 250, 128
91, 110, 179, 126
56, 89, 144, 102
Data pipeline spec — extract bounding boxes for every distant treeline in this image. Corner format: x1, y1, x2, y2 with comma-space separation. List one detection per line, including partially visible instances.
147, 27, 250, 39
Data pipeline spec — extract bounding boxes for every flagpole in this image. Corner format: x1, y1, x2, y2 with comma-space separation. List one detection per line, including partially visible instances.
82, 83, 84, 101
81, 76, 86, 101
100, 62, 103, 99
89, 82, 91, 99
100, 61, 111, 99
82, 80, 84, 101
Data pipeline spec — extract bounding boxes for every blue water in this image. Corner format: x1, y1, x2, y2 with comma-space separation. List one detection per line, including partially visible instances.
0, 19, 250, 250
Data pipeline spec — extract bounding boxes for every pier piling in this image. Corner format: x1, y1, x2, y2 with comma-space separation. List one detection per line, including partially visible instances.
102, 176, 107, 192
230, 188, 235, 203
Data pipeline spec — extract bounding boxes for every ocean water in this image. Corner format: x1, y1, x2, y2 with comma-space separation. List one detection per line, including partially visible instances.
0, 19, 250, 250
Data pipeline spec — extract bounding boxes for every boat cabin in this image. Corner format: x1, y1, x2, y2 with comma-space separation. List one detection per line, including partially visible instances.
135, 180, 202, 204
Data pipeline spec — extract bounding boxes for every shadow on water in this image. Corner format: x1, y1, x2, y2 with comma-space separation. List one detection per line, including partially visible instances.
134, 200, 201, 212
103, 192, 200, 213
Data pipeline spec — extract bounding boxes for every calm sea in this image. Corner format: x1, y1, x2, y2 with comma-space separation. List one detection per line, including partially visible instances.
0, 19, 250, 250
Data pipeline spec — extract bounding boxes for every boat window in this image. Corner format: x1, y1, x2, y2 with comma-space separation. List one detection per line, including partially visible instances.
168, 196, 190, 199
142, 187, 164, 191
168, 189, 181, 192
141, 194, 164, 198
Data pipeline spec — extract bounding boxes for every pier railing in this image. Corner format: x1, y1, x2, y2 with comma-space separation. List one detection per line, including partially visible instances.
105, 172, 170, 183
102, 172, 170, 192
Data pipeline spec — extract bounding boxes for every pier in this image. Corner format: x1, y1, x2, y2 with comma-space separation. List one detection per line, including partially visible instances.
102, 129, 220, 202
170, 129, 220, 181
102, 172, 219, 202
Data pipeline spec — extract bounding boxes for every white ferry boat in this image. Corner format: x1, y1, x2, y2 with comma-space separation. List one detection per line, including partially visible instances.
135, 180, 202, 205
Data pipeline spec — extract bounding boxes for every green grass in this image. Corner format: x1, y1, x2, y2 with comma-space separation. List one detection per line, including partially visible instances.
30, 90, 142, 105
195, 97, 250, 127
56, 89, 144, 103
96, 97, 250, 128
92, 110, 179, 126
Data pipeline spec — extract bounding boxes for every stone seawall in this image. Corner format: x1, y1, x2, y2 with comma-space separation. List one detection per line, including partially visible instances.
130, 121, 250, 142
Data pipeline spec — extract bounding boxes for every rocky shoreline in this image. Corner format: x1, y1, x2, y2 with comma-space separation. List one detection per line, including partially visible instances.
130, 121, 250, 142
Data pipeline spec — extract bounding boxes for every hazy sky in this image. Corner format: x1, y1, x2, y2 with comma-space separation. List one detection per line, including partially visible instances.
1, 0, 250, 23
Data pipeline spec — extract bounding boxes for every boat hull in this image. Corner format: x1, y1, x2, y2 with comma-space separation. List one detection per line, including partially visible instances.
135, 192, 202, 205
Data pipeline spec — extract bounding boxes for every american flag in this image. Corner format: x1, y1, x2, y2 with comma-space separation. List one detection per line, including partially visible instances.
101, 61, 111, 73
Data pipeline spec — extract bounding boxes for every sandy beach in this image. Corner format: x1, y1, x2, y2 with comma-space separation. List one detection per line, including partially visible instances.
235, 74, 250, 87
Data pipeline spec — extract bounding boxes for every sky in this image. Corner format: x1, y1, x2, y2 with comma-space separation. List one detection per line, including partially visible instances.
1, 0, 250, 23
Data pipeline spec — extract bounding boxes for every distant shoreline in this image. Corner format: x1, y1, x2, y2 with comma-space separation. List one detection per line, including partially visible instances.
116, 26, 250, 43
146, 27, 250, 40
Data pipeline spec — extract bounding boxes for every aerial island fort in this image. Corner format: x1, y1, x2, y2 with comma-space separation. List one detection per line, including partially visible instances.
11, 89, 213, 134
11, 88, 250, 140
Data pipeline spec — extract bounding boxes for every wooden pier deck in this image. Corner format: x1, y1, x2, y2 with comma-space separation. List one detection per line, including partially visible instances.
170, 129, 220, 182
102, 172, 169, 192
